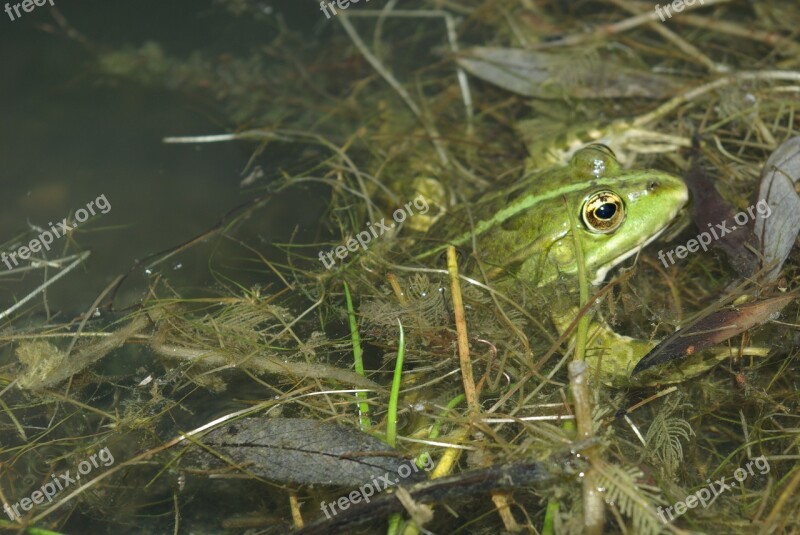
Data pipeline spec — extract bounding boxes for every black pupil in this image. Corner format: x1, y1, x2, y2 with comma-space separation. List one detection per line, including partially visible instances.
595, 203, 616, 219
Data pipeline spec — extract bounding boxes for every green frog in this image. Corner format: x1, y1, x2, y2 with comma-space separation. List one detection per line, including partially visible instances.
416, 143, 696, 387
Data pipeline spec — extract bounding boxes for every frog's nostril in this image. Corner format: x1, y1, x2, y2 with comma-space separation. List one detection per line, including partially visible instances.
648, 181, 658, 190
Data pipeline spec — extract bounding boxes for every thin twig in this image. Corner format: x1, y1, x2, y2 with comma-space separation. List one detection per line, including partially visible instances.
679, 12, 800, 56
609, 0, 721, 73
336, 13, 450, 166
633, 71, 800, 128
347, 9, 474, 135
65, 275, 123, 357
530, 0, 733, 49
0, 250, 90, 322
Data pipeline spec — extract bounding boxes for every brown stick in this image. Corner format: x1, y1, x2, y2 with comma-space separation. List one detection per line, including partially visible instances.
446, 246, 478, 412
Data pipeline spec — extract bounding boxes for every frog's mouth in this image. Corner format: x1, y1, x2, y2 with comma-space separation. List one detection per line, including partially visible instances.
590, 220, 676, 285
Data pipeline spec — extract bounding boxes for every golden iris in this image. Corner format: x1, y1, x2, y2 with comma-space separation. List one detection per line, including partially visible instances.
582, 191, 625, 233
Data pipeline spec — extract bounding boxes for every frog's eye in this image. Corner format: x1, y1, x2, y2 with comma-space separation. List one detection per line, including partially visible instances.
581, 191, 625, 233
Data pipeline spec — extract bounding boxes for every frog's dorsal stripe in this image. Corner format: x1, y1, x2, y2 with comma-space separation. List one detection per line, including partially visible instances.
416, 175, 623, 260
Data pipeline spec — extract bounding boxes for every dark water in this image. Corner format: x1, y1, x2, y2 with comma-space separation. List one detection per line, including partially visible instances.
0, 0, 322, 311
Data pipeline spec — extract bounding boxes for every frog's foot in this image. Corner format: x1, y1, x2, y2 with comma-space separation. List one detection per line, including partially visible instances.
581, 321, 769, 387
552, 308, 766, 387
628, 345, 771, 387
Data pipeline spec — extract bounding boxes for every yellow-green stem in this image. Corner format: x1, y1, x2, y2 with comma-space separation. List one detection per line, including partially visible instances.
386, 319, 405, 447
565, 196, 590, 361
343, 281, 370, 429
386, 320, 406, 535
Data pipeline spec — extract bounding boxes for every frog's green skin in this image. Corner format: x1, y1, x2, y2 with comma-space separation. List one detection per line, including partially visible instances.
419, 144, 695, 387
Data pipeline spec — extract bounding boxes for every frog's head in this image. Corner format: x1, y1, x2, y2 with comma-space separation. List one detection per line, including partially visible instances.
525, 144, 689, 285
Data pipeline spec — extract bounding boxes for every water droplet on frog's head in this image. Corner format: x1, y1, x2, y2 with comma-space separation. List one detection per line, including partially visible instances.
592, 159, 606, 177
578, 471, 585, 478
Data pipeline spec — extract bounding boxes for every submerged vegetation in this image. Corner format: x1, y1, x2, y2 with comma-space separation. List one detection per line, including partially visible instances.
2, 0, 800, 533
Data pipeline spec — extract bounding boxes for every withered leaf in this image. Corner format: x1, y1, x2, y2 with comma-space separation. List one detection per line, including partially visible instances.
196, 417, 419, 487
683, 162, 760, 277
455, 47, 682, 99
632, 293, 797, 375
754, 136, 800, 282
